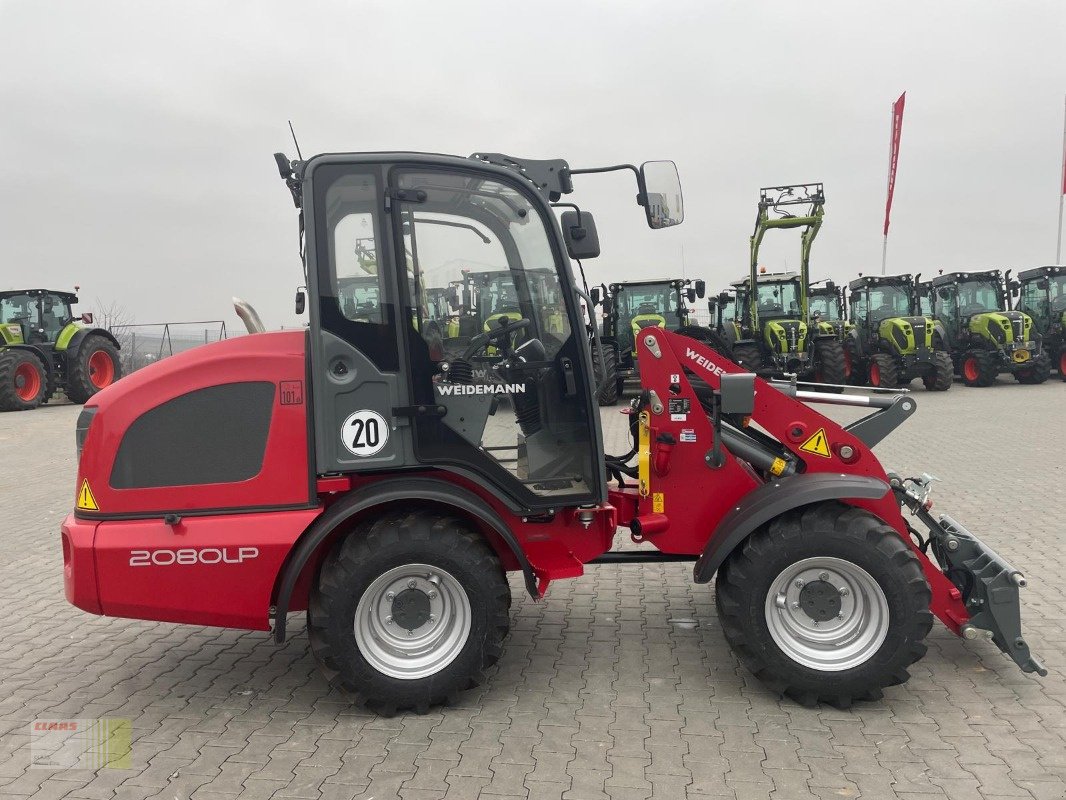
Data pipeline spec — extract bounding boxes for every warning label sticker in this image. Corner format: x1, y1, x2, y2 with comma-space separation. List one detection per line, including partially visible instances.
652, 492, 665, 513
77, 479, 99, 511
799, 428, 832, 458
680, 428, 697, 443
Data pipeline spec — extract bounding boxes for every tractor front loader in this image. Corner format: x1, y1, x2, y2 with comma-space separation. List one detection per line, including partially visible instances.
930, 270, 1050, 386
0, 289, 122, 412
1012, 265, 1066, 380
731, 184, 847, 386
844, 274, 953, 391
62, 148, 1043, 716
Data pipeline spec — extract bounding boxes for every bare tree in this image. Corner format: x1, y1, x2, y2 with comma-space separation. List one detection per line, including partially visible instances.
93, 298, 135, 371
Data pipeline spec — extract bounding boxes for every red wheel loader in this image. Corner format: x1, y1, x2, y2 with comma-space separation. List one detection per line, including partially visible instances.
62, 150, 1044, 714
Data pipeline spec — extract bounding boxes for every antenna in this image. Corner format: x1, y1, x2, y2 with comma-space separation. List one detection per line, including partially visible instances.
288, 120, 304, 160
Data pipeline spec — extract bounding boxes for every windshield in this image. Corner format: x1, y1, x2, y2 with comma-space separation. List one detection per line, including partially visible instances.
1, 294, 37, 326
958, 280, 1001, 314
755, 280, 801, 318
616, 283, 678, 326
916, 285, 932, 316
868, 284, 913, 321
808, 293, 840, 320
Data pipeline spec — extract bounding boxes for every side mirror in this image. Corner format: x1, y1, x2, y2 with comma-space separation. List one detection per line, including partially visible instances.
639, 161, 684, 229
590, 286, 601, 306
718, 291, 730, 304
1037, 278, 1050, 291
560, 210, 601, 260
686, 288, 697, 303
294, 289, 306, 315
80, 312, 94, 325
719, 373, 756, 415
937, 288, 951, 300
825, 280, 835, 291
695, 279, 706, 298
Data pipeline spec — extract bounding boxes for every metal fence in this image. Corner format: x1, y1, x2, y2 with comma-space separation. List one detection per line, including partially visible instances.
108, 321, 230, 374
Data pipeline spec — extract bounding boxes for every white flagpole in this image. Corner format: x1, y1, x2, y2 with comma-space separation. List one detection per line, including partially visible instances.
1057, 94, 1065, 264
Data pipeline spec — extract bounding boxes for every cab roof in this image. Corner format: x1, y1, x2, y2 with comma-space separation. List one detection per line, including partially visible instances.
1017, 265, 1065, 281
847, 273, 913, 290
730, 271, 800, 288
0, 289, 79, 303
931, 269, 1001, 287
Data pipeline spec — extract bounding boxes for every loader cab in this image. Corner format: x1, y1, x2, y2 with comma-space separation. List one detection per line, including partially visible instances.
292, 152, 682, 511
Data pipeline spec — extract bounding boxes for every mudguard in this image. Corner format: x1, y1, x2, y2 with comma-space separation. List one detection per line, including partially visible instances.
272, 476, 538, 642
63, 327, 121, 354
692, 472, 891, 583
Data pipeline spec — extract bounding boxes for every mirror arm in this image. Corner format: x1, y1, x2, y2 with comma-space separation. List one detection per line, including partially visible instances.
569, 163, 644, 201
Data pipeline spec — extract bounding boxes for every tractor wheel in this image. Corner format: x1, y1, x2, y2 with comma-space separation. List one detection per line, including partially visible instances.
308, 510, 511, 715
732, 343, 763, 374
1059, 349, 1066, 381
812, 338, 846, 390
867, 354, 899, 389
715, 502, 933, 708
66, 335, 122, 404
595, 346, 619, 406
960, 350, 997, 387
0, 350, 47, 411
844, 341, 867, 385
922, 351, 954, 391
1015, 352, 1051, 385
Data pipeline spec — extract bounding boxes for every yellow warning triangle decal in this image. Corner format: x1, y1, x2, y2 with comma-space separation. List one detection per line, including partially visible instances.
77, 479, 99, 511
799, 428, 832, 458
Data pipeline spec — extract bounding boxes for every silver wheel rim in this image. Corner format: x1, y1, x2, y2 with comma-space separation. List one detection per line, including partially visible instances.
764, 556, 890, 672
354, 564, 471, 680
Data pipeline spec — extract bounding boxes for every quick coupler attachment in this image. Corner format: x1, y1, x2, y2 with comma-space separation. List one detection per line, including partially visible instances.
892, 476, 1046, 677
930, 512, 1046, 676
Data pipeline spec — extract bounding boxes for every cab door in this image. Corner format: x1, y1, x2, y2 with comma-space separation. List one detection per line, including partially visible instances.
390, 166, 604, 510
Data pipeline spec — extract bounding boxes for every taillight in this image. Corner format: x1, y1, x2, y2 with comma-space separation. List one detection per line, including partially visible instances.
75, 406, 98, 460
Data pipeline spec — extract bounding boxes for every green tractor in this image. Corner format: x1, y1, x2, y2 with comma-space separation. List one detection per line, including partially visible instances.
729, 184, 846, 384
930, 269, 1050, 386
591, 277, 706, 397
1011, 265, 1066, 380
708, 286, 740, 340
844, 274, 953, 391
808, 280, 850, 341
0, 289, 123, 412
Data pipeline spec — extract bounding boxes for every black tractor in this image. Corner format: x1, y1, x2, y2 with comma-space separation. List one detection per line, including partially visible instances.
1011, 265, 1065, 380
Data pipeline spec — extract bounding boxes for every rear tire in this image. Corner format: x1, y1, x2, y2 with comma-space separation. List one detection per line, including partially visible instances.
960, 350, 997, 387
715, 502, 932, 708
867, 353, 899, 389
66, 335, 122, 404
812, 338, 846, 386
677, 325, 734, 360
0, 350, 47, 411
922, 351, 954, 391
732, 343, 763, 373
308, 511, 511, 715
1015, 352, 1051, 385
594, 346, 619, 406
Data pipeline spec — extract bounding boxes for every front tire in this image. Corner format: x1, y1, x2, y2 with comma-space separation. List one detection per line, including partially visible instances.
867, 353, 899, 389
0, 350, 47, 411
922, 351, 954, 391
715, 502, 932, 708
308, 511, 511, 715
732, 342, 763, 374
66, 334, 122, 403
813, 338, 847, 386
594, 346, 619, 406
961, 349, 997, 387
1015, 352, 1051, 385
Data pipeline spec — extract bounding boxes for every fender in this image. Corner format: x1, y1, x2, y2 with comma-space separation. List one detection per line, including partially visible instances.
63, 327, 121, 354
692, 473, 890, 583
272, 476, 537, 642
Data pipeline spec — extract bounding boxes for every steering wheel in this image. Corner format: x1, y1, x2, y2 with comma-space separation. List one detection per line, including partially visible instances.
461, 316, 530, 360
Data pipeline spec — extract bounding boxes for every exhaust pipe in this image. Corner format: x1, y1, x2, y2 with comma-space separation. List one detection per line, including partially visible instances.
233, 297, 266, 334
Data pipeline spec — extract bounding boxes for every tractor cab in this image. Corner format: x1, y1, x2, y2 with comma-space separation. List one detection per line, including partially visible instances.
708, 287, 739, 338
807, 281, 847, 335
1012, 265, 1066, 379
1, 289, 77, 345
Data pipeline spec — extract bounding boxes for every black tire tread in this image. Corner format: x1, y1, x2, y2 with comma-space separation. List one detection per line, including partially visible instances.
595, 346, 620, 406
961, 349, 997, 387
0, 350, 47, 412
923, 350, 954, 391
715, 501, 933, 709
868, 353, 899, 389
1015, 351, 1051, 385
813, 337, 847, 386
308, 510, 510, 715
66, 334, 122, 404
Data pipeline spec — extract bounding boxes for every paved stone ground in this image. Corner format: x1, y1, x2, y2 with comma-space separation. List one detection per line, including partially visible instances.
1, 378, 1064, 800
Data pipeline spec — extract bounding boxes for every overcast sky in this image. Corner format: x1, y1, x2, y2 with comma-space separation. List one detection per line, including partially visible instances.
2, 1, 1065, 328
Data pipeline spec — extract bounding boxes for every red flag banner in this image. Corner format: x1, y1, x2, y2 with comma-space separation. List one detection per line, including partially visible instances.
883, 92, 906, 236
